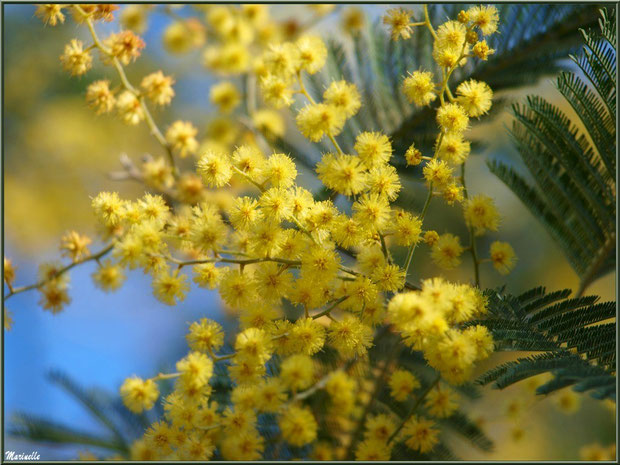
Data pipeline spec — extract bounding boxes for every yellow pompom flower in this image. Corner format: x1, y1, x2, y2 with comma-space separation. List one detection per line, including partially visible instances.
192, 263, 224, 289
235, 327, 273, 364
342, 7, 365, 35
222, 406, 257, 434
372, 264, 406, 292
456, 80, 493, 117
402, 70, 437, 106
296, 103, 346, 142
291, 317, 326, 355
368, 164, 401, 201
36, 4, 65, 26
252, 109, 286, 140
260, 74, 294, 108
436, 20, 467, 51
323, 80, 362, 118
186, 318, 224, 353
365, 414, 397, 442
263, 153, 298, 188
489, 241, 517, 274
463, 325, 494, 360
104, 30, 145, 65
353, 193, 391, 230
254, 263, 293, 302
256, 378, 287, 413
354, 131, 393, 168
86, 80, 116, 114
423, 159, 453, 187
467, 5, 499, 35
355, 438, 392, 461
92, 191, 125, 227
141, 71, 175, 106
280, 354, 315, 391
437, 133, 470, 164
393, 211, 422, 246
92, 260, 126, 292
383, 8, 414, 40
120, 376, 159, 413
166, 121, 198, 158
463, 194, 500, 235
144, 420, 174, 455
425, 386, 459, 418
59, 230, 91, 261
296, 35, 327, 74
279, 406, 318, 447
402, 416, 439, 453
60, 39, 92, 76
405, 144, 423, 166
220, 429, 264, 460
316, 153, 368, 196
389, 369, 420, 402
210, 81, 241, 113
431, 233, 464, 269
116, 90, 144, 125
259, 187, 293, 222
300, 245, 340, 282
437, 103, 469, 134
197, 150, 233, 187
328, 314, 373, 358
177, 351, 214, 389
263, 42, 300, 78
152, 269, 190, 306
232, 145, 265, 179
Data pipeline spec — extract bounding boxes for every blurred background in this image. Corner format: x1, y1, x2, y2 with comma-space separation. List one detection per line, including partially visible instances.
3, 3, 615, 461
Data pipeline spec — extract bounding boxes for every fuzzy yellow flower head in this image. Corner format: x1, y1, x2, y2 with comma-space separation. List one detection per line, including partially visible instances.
86, 80, 116, 114
186, 318, 225, 353
279, 406, 318, 447
166, 121, 198, 158
120, 376, 159, 413
403, 416, 439, 453
431, 233, 464, 269
60, 39, 92, 76
463, 194, 500, 235
467, 5, 500, 35
296, 103, 346, 142
389, 369, 420, 402
141, 71, 175, 106
328, 314, 373, 358
316, 152, 368, 196
197, 150, 233, 187
36, 4, 65, 26
151, 267, 189, 304
456, 79, 493, 117
59, 231, 92, 262
280, 354, 315, 391
403, 70, 437, 106
437, 103, 469, 134
296, 35, 327, 74
405, 144, 423, 166
104, 30, 145, 65
489, 241, 517, 274
323, 80, 362, 118
116, 91, 144, 125
383, 8, 414, 40
354, 131, 393, 168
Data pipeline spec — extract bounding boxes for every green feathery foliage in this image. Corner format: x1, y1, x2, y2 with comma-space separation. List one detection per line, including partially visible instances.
475, 287, 615, 400
488, 8, 616, 295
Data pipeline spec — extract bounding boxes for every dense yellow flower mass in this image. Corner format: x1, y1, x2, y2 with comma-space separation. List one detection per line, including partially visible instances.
7, 3, 528, 461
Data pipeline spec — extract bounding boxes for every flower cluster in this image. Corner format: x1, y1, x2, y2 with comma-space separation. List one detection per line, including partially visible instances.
6, 4, 526, 461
